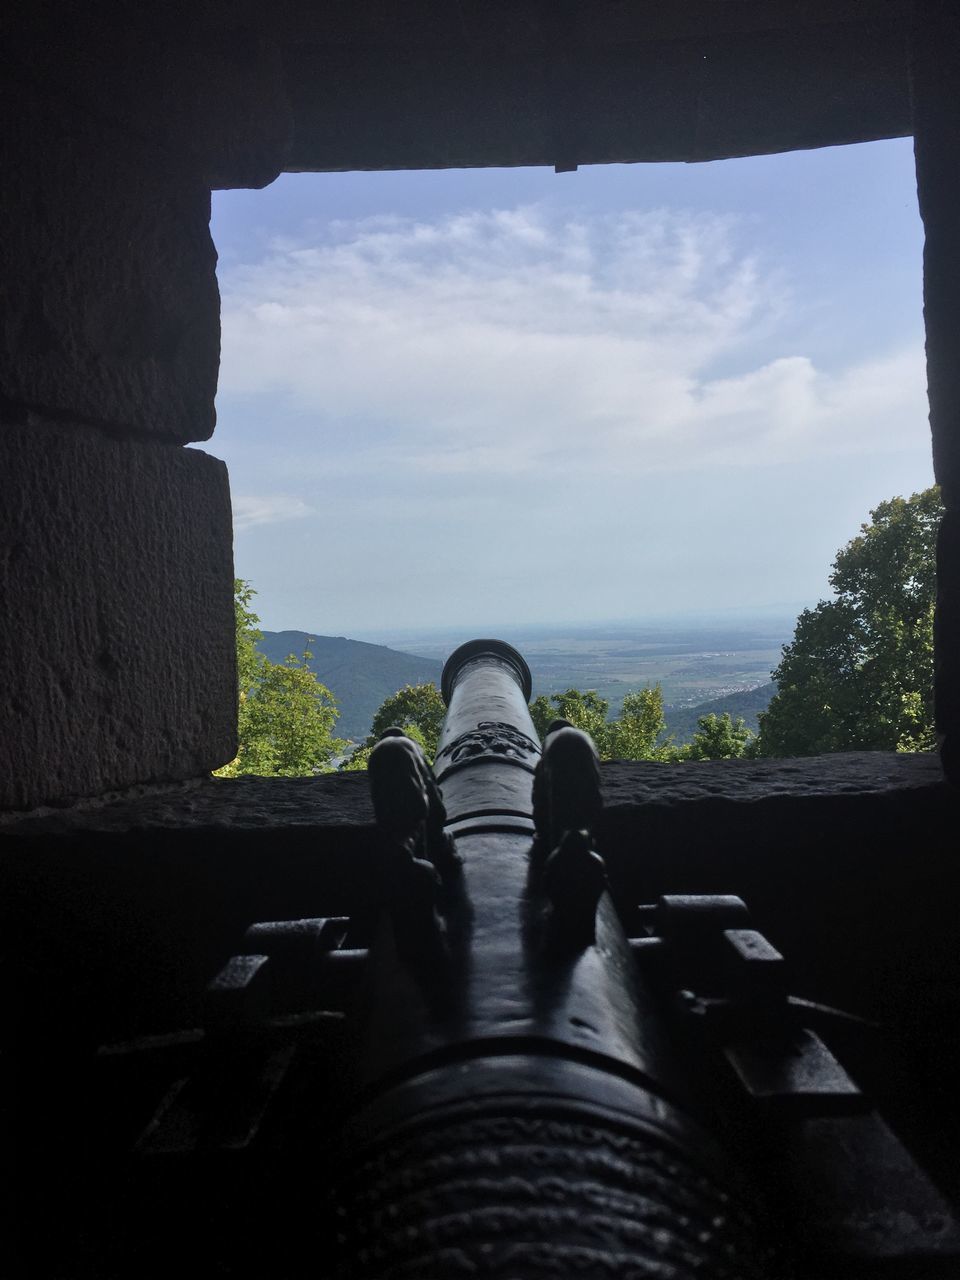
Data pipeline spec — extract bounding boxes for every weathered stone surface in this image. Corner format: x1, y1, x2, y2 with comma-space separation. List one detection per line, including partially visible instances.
5, 5, 291, 191
0, 754, 954, 1044
5, 4, 910, 180
0, 78, 219, 442
0, 423, 236, 810
936, 508, 960, 780
601, 749, 945, 806
913, 1, 960, 505
915, 7, 960, 781
599, 752, 957, 1041
0, 750, 941, 835
284, 15, 910, 172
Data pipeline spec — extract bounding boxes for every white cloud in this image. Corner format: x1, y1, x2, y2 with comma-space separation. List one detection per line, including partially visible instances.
217, 206, 927, 481
232, 494, 313, 531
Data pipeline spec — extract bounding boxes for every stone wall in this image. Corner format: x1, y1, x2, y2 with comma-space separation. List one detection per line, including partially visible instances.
0, 424, 235, 809
2, 3, 956, 809
913, 0, 960, 782
0, 11, 290, 810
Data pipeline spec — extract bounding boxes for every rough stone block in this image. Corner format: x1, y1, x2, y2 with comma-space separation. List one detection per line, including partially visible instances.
913, 1, 960, 505
935, 508, 960, 780
0, 422, 236, 810
6, 7, 291, 191
0, 77, 219, 442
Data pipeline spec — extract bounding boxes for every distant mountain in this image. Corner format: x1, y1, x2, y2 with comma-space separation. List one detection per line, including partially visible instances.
663, 682, 776, 744
257, 631, 443, 741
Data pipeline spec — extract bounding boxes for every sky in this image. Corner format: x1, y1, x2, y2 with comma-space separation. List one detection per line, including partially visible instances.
209, 137, 933, 638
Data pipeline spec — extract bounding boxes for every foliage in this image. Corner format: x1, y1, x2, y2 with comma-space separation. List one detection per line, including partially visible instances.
234, 579, 264, 694
216, 581, 346, 777
368, 683, 446, 754
346, 672, 758, 772
664, 681, 774, 745
338, 742, 374, 772
352, 679, 679, 768
255, 630, 442, 742
607, 687, 675, 760
531, 685, 679, 761
755, 487, 942, 756
684, 712, 753, 761
530, 689, 611, 747
529, 695, 560, 740
340, 682, 445, 769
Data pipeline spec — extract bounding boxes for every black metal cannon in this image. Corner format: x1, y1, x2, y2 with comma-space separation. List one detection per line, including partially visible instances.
339, 638, 769, 1276
118, 639, 958, 1278
335, 639, 960, 1279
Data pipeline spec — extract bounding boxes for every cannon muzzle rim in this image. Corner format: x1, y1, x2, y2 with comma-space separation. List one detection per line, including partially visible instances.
441, 639, 533, 704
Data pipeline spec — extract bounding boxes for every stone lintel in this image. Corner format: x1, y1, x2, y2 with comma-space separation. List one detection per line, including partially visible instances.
5, 6, 291, 192
283, 21, 910, 173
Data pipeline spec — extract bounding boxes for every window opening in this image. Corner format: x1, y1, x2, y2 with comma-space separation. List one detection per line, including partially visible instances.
209, 138, 933, 767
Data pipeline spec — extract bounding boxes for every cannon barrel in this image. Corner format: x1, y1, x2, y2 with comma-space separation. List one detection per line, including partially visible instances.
336, 640, 768, 1278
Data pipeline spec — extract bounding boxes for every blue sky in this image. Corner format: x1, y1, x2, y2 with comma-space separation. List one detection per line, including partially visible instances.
210, 138, 933, 637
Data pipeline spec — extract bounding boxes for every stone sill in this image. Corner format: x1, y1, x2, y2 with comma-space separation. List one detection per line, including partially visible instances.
0, 751, 948, 836
1, 751, 955, 1053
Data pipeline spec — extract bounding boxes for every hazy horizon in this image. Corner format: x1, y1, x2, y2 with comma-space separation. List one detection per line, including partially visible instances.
260, 607, 801, 651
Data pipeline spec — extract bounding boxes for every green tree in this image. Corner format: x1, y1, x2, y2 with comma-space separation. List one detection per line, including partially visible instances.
216, 581, 345, 777
530, 684, 677, 761
530, 689, 611, 750
341, 682, 445, 769
608, 686, 676, 760
338, 742, 375, 772
756, 487, 942, 756
233, 579, 264, 693
368, 683, 446, 755
684, 712, 753, 760
529, 694, 561, 740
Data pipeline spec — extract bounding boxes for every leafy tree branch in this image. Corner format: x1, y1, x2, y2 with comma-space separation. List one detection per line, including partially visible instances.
216, 581, 346, 777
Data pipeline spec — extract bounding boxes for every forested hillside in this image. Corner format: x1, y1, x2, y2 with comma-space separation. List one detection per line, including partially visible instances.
257, 632, 442, 740
664, 683, 775, 744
